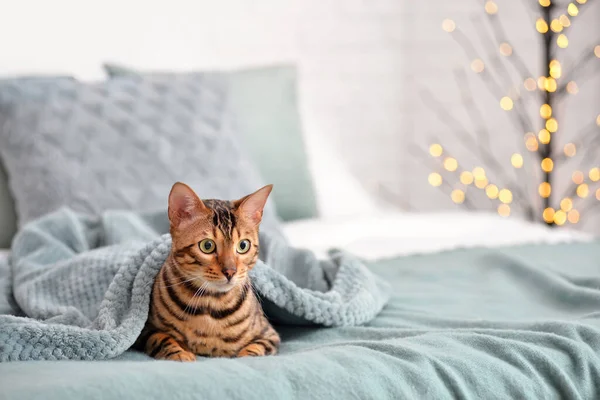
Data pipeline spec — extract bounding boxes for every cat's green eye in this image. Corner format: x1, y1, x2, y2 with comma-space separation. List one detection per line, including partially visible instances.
236, 239, 251, 254
199, 239, 216, 254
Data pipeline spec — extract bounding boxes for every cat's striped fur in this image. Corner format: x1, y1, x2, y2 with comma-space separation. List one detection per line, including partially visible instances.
136, 182, 280, 361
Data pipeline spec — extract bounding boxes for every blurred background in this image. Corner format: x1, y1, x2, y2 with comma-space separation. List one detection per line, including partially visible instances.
1, 0, 598, 232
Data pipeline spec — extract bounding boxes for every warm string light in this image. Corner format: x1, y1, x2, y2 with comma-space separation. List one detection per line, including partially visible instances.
536, 18, 549, 33
577, 183, 589, 198
499, 43, 513, 56
546, 118, 558, 132
564, 143, 576, 157
538, 129, 551, 144
524, 78, 537, 91
500, 97, 513, 110
540, 104, 552, 119
428, 172, 443, 187
541, 158, 554, 172
430, 143, 443, 157
471, 59, 485, 73
511, 153, 524, 168
559, 15, 571, 27
567, 3, 579, 16
442, 19, 456, 33
485, 0, 498, 15
549, 60, 561, 78
539, 182, 551, 198
566, 81, 578, 94
525, 132, 539, 151
431, 9, 598, 225
557, 34, 569, 48
550, 19, 563, 33
539, 0, 551, 7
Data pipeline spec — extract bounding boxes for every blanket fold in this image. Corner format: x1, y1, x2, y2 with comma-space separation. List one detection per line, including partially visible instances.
0, 208, 389, 361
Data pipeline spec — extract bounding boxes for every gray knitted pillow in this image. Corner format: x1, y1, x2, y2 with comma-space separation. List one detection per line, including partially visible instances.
0, 76, 282, 235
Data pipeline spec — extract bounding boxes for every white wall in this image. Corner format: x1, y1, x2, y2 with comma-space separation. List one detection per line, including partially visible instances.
1, 0, 598, 227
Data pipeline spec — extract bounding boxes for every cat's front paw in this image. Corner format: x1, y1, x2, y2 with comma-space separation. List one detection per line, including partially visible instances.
237, 343, 266, 357
160, 349, 197, 362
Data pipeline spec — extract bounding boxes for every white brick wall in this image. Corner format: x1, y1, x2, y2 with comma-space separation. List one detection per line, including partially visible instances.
0, 0, 598, 229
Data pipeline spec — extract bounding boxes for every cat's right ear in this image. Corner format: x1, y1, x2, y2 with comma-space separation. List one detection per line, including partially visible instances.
168, 182, 207, 228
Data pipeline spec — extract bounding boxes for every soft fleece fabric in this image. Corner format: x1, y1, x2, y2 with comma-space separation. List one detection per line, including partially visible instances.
0, 208, 389, 361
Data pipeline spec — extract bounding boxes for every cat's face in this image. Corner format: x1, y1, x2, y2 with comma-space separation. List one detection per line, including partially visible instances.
167, 182, 272, 292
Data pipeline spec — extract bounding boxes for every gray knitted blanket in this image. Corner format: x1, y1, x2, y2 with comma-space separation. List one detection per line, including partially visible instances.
0, 208, 389, 361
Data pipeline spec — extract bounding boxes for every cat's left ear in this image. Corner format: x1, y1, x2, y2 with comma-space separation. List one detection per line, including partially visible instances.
234, 184, 273, 226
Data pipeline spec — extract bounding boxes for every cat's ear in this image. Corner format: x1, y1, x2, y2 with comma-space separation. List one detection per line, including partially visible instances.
234, 184, 273, 226
168, 182, 207, 228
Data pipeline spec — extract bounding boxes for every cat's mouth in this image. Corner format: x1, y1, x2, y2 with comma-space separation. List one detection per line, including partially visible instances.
204, 278, 239, 293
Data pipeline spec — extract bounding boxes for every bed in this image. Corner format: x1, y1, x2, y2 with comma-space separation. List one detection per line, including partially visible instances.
1, 66, 600, 399
1, 213, 600, 399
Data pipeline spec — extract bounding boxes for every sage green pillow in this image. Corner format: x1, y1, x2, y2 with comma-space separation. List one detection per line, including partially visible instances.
104, 64, 318, 222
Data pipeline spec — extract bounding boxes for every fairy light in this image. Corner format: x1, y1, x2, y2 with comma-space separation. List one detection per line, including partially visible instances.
474, 177, 489, 189
540, 104, 552, 119
567, 3, 579, 16
541, 158, 554, 172
498, 189, 513, 204
539, 0, 551, 6
566, 81, 579, 94
596, 188, 600, 201
543, 207, 555, 223
429, 144, 443, 157
442, 19, 456, 33
557, 34, 569, 48
595, 46, 600, 58
544, 77, 557, 92
546, 118, 558, 133
549, 60, 561, 79
498, 204, 510, 217
572, 171, 584, 184
473, 167, 486, 179
451, 189, 465, 204
499, 43, 513, 56
560, 198, 573, 212
428, 172, 443, 187
511, 153, 524, 168
536, 18, 549, 33
538, 129, 551, 144
485, 0, 498, 14
577, 183, 589, 198
539, 182, 551, 198
559, 15, 571, 27
486, 184, 499, 199
589, 167, 600, 182
550, 19, 563, 33
568, 210, 580, 224
500, 97, 513, 110
525, 132, 539, 151
597, 114, 600, 126
576, 0, 586, 4
564, 143, 576, 157
471, 59, 485, 73
460, 171, 474, 185
443, 157, 458, 172
524, 78, 537, 91
553, 210, 567, 226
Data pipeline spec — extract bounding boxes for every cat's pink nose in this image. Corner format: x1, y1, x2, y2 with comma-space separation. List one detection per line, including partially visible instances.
222, 267, 237, 281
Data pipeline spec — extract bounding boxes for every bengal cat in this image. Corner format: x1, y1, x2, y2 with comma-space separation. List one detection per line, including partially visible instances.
137, 182, 280, 361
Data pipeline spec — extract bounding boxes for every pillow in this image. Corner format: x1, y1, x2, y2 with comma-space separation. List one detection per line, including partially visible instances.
0, 76, 74, 248
0, 75, 282, 236
104, 63, 319, 222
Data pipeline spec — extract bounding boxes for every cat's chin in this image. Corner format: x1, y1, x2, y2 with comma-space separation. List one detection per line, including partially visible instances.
205, 280, 239, 293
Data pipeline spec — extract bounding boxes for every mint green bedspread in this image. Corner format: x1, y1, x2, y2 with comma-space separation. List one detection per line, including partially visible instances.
2, 241, 600, 399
